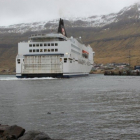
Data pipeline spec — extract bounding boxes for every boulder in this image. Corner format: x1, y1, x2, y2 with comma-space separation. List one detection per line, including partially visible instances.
0, 135, 16, 140
0, 125, 9, 135
2, 125, 25, 139
19, 131, 51, 140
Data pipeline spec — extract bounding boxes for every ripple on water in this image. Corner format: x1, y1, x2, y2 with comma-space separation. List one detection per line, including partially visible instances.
0, 74, 140, 139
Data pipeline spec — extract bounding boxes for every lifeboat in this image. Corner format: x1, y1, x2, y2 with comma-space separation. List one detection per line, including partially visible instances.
82, 50, 89, 58
82, 50, 89, 54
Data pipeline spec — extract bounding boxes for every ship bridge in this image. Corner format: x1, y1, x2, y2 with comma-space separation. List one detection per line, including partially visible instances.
29, 33, 68, 42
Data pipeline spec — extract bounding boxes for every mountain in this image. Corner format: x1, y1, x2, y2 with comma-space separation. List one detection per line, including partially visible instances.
0, 3, 140, 73
0, 3, 140, 33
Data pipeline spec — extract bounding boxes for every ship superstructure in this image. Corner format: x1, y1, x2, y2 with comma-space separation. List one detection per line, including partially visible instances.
16, 19, 94, 78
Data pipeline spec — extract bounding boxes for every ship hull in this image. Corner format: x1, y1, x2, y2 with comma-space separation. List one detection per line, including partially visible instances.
16, 73, 89, 78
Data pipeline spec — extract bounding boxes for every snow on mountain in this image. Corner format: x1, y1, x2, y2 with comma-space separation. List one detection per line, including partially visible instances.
0, 3, 140, 34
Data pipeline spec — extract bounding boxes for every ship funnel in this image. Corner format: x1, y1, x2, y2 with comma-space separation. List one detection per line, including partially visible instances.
58, 18, 67, 37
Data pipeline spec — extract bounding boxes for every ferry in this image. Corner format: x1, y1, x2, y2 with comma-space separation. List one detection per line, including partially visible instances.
16, 19, 94, 78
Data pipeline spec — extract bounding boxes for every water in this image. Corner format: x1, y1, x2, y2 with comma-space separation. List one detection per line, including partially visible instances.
0, 74, 140, 140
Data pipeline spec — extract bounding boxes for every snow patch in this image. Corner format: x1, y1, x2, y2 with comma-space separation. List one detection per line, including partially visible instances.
0, 3, 140, 34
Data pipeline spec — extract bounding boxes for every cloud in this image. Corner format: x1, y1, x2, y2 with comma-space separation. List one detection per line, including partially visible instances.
0, 0, 139, 26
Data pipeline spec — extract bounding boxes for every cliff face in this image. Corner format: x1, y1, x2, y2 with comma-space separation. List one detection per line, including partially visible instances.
1, 3, 140, 72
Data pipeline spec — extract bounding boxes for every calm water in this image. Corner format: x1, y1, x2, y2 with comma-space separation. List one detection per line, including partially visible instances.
0, 74, 140, 140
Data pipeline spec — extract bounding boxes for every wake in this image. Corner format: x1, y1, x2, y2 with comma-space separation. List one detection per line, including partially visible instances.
0, 76, 57, 81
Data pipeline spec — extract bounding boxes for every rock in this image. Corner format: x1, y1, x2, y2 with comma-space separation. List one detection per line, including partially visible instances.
0, 135, 16, 140
19, 131, 51, 140
0, 125, 9, 135
2, 125, 25, 139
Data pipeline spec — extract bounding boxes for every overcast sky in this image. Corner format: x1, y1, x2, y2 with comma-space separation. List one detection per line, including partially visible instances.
0, 0, 139, 26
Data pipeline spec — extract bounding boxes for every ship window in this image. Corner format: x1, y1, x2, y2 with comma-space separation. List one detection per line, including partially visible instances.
44, 49, 47, 52
40, 44, 42, 47
29, 44, 32, 47
55, 43, 58, 46
51, 49, 54, 52
40, 49, 43, 52
36, 49, 39, 52
33, 44, 35, 47
23, 59, 24, 62
51, 43, 54, 46
44, 43, 47, 46
48, 43, 50, 46
17, 59, 20, 64
70, 60, 72, 63
55, 49, 58, 52
64, 58, 67, 63
36, 44, 39, 47
48, 49, 50, 52
33, 49, 35, 52
29, 49, 32, 52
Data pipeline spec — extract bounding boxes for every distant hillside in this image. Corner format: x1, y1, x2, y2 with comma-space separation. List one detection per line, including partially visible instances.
1, 3, 140, 73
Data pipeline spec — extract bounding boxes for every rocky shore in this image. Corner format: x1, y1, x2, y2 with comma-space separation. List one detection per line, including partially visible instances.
0, 124, 65, 140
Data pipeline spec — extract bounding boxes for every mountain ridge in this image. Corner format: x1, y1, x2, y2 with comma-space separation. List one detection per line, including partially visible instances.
1, 3, 140, 34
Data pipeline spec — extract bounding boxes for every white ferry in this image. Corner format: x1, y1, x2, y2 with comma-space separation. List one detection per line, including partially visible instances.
16, 19, 94, 78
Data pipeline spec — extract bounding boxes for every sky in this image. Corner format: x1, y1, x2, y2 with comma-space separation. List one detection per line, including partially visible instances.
0, 0, 139, 26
